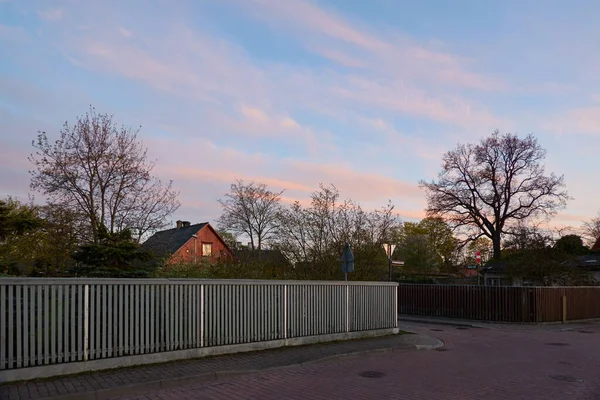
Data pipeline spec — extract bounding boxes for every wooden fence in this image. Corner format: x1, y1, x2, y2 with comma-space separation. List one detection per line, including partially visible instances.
398, 284, 600, 323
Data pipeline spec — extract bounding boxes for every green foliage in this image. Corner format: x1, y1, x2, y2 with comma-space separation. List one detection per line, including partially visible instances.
152, 258, 285, 280
465, 237, 492, 265
71, 224, 152, 277
0, 197, 44, 274
500, 247, 593, 286
217, 230, 237, 250
397, 217, 457, 273
554, 234, 589, 255
0, 197, 42, 241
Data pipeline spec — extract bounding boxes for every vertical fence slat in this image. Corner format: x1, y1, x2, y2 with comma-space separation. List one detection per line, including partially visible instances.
118, 285, 123, 357
150, 285, 155, 353
145, 285, 150, 353
89, 285, 95, 360
200, 284, 204, 348
69, 285, 75, 362
95, 286, 101, 359
186, 285, 191, 349
100, 285, 106, 359
107, 285, 113, 358
23, 286, 29, 367
160, 285, 166, 352
140, 285, 145, 354
124, 285, 130, 356
57, 285, 63, 364
167, 285, 175, 350
43, 285, 53, 364
0, 285, 5, 370
15, 286, 22, 368
78, 285, 83, 361
37, 286, 43, 366
7, 285, 13, 369
135, 284, 140, 354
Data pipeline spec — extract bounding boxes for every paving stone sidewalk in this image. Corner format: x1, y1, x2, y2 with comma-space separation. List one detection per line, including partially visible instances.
0, 333, 439, 400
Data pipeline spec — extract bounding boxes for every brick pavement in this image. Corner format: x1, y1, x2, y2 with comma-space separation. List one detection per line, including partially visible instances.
112, 321, 600, 400
0, 333, 429, 400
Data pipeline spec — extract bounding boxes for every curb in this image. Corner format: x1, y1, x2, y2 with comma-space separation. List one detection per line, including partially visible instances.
47, 343, 441, 400
398, 317, 481, 329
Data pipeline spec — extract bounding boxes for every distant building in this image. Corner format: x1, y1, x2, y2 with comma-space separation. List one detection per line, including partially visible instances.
482, 255, 600, 287
141, 220, 232, 265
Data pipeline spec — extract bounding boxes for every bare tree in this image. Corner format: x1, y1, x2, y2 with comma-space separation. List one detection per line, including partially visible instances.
582, 212, 600, 246
217, 180, 283, 250
276, 184, 402, 280
420, 130, 569, 259
29, 107, 180, 243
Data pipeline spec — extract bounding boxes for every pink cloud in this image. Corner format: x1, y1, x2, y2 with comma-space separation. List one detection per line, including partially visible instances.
243, 0, 387, 51
235, 0, 503, 92
145, 135, 424, 218
54, 5, 504, 132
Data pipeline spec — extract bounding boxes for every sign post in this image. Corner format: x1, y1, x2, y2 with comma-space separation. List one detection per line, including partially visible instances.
476, 251, 481, 285
340, 243, 354, 281
382, 243, 397, 282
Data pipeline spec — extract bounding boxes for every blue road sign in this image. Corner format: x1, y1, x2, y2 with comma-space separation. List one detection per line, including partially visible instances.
340, 243, 354, 273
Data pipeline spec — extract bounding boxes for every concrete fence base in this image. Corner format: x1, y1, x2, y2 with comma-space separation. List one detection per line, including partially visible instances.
0, 327, 398, 383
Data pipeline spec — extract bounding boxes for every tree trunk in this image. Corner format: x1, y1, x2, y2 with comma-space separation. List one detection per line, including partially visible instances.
492, 231, 502, 259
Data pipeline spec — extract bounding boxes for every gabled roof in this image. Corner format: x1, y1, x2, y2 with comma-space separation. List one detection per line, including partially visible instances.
141, 222, 208, 258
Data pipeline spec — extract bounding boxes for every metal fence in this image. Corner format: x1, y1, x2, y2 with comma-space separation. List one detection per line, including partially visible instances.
398, 284, 600, 323
0, 278, 398, 372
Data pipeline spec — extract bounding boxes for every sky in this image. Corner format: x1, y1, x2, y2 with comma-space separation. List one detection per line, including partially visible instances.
1, 0, 599, 232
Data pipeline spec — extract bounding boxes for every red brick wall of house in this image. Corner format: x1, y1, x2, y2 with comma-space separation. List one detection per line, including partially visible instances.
168, 225, 232, 265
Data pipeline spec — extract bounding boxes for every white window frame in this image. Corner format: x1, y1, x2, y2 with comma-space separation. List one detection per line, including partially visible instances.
202, 242, 212, 257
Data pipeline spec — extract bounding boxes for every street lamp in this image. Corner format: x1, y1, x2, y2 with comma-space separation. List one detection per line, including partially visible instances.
192, 234, 198, 264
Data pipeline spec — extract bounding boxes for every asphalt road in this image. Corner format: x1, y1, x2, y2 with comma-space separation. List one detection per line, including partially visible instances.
112, 320, 600, 400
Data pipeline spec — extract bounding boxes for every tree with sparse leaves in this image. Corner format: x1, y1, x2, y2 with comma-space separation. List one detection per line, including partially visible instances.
217, 180, 283, 251
276, 184, 401, 280
420, 130, 569, 260
582, 212, 600, 246
29, 107, 180, 244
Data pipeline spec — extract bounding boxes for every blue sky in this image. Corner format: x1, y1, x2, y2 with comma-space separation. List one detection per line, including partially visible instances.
1, 0, 599, 230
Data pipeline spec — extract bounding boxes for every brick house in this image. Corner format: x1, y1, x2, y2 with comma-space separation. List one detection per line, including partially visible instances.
142, 220, 232, 265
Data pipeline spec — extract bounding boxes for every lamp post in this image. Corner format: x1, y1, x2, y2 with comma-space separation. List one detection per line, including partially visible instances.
192, 234, 198, 264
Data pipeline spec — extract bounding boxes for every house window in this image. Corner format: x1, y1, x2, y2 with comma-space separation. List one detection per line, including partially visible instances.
486, 278, 500, 286
202, 243, 212, 257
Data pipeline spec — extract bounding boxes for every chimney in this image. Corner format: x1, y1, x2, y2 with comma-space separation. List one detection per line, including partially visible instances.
176, 220, 183, 229
247, 242, 252, 249
236, 242, 242, 249
182, 221, 191, 227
